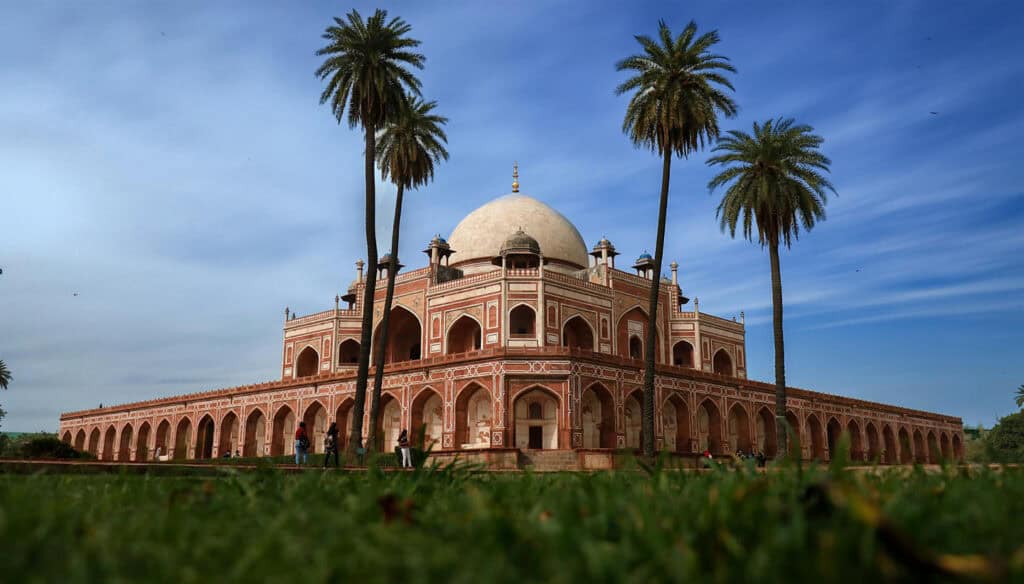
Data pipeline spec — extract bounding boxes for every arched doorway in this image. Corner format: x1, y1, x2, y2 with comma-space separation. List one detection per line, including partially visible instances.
337, 339, 360, 366
952, 434, 963, 460
62, 431, 72, 444
456, 384, 492, 449
882, 425, 898, 464
410, 390, 444, 449
728, 404, 751, 453
940, 433, 952, 461
672, 341, 694, 367
335, 399, 354, 451
271, 406, 295, 456
826, 417, 842, 460
755, 407, 778, 458
785, 411, 801, 457
514, 387, 559, 450
713, 350, 733, 376
195, 415, 215, 460
74, 429, 86, 451
912, 430, 926, 463
373, 306, 422, 364
87, 428, 101, 456
847, 420, 863, 462
243, 409, 266, 457
624, 390, 643, 449
807, 415, 826, 460
295, 347, 319, 378
663, 394, 690, 453
173, 418, 192, 460
102, 426, 116, 461
136, 422, 151, 462
581, 384, 616, 449
447, 315, 482, 354
154, 420, 170, 459
898, 427, 913, 463
865, 423, 880, 462
219, 412, 239, 458
117, 424, 133, 462
927, 431, 940, 464
697, 399, 723, 454
562, 316, 594, 351
509, 305, 536, 337
303, 401, 328, 454
616, 307, 660, 363
375, 394, 402, 453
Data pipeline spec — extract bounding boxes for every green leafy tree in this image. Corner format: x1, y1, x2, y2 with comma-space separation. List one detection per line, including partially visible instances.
1015, 384, 1024, 409
985, 412, 1024, 463
707, 118, 835, 458
616, 20, 737, 457
315, 9, 424, 454
367, 96, 448, 450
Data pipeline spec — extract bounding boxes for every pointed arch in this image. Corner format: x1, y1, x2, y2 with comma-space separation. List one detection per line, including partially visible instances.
865, 422, 880, 462
616, 306, 662, 363
696, 399, 723, 455
952, 433, 963, 461
219, 411, 239, 458
926, 430, 939, 464
456, 383, 493, 449
102, 425, 117, 461
87, 427, 101, 456
582, 383, 616, 449
898, 427, 913, 463
302, 400, 328, 454
672, 340, 694, 368
713, 349, 734, 376
939, 432, 952, 461
727, 403, 752, 453
509, 304, 536, 337
373, 305, 423, 364
375, 392, 402, 452
117, 423, 133, 462
446, 315, 482, 354
271, 405, 295, 456
513, 385, 560, 450
295, 346, 320, 378
624, 389, 644, 449
411, 388, 444, 449
335, 398, 355, 451
243, 408, 267, 457
846, 419, 863, 462
882, 425, 898, 464
826, 417, 842, 460
785, 410, 801, 457
61, 430, 72, 444
806, 414, 826, 460
755, 406, 777, 458
74, 428, 87, 451
663, 393, 691, 453
136, 421, 152, 461
562, 315, 595, 351
912, 429, 926, 463
337, 339, 360, 366
194, 414, 215, 459
173, 417, 192, 460
154, 419, 171, 459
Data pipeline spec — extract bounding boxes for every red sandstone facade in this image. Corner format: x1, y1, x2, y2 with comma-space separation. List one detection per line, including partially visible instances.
58, 194, 963, 468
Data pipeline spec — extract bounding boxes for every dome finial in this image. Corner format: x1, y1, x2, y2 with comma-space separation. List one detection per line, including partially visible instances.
512, 161, 519, 193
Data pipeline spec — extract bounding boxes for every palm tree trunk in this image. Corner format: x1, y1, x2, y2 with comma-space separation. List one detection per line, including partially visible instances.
367, 184, 405, 453
348, 124, 379, 456
642, 147, 672, 458
769, 242, 788, 459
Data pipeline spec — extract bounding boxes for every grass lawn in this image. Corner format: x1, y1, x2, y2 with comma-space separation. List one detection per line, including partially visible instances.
2, 460, 1023, 583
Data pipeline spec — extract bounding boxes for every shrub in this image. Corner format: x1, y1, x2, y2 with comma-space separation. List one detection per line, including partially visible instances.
15, 436, 93, 460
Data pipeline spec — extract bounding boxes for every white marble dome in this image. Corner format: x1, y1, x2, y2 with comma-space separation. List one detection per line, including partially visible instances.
447, 194, 588, 270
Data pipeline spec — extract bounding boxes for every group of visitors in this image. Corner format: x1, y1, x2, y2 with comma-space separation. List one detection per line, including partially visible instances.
291, 422, 414, 469
700, 448, 768, 467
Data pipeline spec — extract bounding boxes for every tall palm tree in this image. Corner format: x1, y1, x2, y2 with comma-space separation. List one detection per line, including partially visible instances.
616, 20, 737, 457
316, 9, 424, 454
707, 117, 835, 458
367, 96, 449, 450
1015, 384, 1024, 409
0, 359, 10, 390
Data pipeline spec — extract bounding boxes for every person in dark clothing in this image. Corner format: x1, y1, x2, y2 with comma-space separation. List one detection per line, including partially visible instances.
398, 429, 412, 469
323, 421, 340, 468
294, 421, 310, 465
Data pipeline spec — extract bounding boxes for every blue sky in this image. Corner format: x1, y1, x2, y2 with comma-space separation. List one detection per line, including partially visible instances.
1, 1, 1022, 431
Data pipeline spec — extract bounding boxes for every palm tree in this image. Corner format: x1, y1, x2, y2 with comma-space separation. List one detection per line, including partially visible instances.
316, 9, 424, 454
1015, 384, 1024, 409
367, 96, 449, 450
616, 20, 737, 457
0, 359, 10, 390
707, 117, 835, 458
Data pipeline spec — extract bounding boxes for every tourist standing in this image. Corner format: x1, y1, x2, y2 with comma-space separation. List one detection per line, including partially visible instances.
294, 421, 310, 465
398, 429, 412, 469
323, 422, 340, 468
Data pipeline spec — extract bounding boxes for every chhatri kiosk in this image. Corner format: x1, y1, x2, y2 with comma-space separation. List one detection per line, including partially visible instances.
59, 169, 962, 469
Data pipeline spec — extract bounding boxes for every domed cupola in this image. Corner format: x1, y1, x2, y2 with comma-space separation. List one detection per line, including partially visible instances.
633, 250, 656, 279
494, 228, 543, 268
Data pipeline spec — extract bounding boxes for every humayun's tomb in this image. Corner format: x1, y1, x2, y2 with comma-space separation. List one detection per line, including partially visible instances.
59, 177, 963, 469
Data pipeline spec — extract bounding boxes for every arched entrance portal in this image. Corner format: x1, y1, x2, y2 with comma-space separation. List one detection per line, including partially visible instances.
672, 341, 694, 367
87, 428, 101, 456
616, 307, 660, 363
303, 402, 328, 454
195, 415, 215, 460
826, 417, 842, 460
697, 400, 723, 454
136, 422, 151, 461
785, 411, 801, 457
865, 423, 880, 462
243, 409, 266, 457
335, 399, 354, 451
755, 407, 778, 458
173, 418, 192, 460
882, 425, 898, 464
338, 339, 360, 365
375, 394, 402, 453
295, 347, 319, 378
271, 406, 296, 456
410, 390, 443, 449
624, 391, 643, 449
847, 420, 863, 462
373, 306, 422, 364
562, 316, 594, 351
940, 433, 952, 461
663, 394, 691, 453
898, 427, 913, 463
154, 420, 170, 459
62, 431, 72, 444
807, 415, 826, 460
509, 305, 536, 337
102, 426, 116, 461
927, 431, 940, 464
713, 350, 733, 376
728, 404, 751, 453
514, 387, 559, 449
117, 424, 133, 462
581, 384, 615, 449
219, 412, 239, 458
74, 429, 86, 451
952, 434, 963, 460
913, 430, 926, 463
447, 316, 482, 354
455, 384, 492, 449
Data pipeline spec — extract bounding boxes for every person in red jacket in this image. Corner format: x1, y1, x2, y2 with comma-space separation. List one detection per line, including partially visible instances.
294, 421, 310, 465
